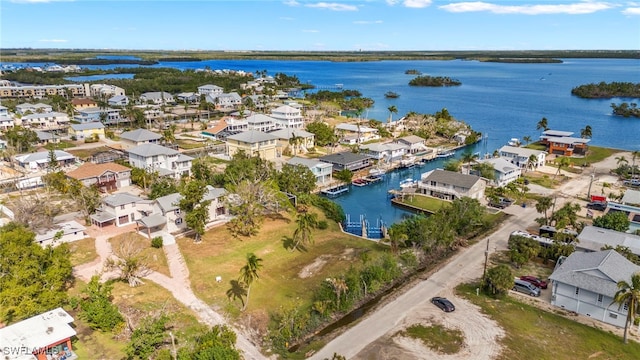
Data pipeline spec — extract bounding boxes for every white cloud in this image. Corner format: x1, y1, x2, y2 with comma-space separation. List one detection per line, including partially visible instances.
622, 6, 640, 14
306, 2, 358, 11
402, 0, 433, 8
353, 20, 384, 24
386, 0, 400, 5
439, 1, 614, 15
283, 0, 300, 6
38, 39, 68, 43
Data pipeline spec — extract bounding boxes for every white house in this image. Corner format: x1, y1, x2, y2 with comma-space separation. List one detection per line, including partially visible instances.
127, 143, 193, 179
15, 102, 53, 115
270, 128, 315, 154
270, 105, 304, 129
89, 84, 125, 97
395, 135, 429, 154
206, 92, 242, 109
549, 250, 640, 328
244, 113, 276, 133
140, 91, 175, 105
499, 145, 546, 169
120, 128, 163, 149
472, 157, 522, 187
287, 157, 333, 186
417, 169, 486, 201
90, 192, 153, 227
108, 95, 130, 107
20, 111, 70, 129
197, 84, 224, 97
335, 123, 380, 145
34, 220, 87, 247
14, 150, 76, 171
74, 107, 122, 125
360, 142, 406, 162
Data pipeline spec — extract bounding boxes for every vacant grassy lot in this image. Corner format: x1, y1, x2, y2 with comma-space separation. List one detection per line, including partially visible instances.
109, 232, 170, 277
393, 194, 448, 213
179, 211, 387, 326
398, 324, 464, 355
457, 283, 640, 360
68, 237, 98, 267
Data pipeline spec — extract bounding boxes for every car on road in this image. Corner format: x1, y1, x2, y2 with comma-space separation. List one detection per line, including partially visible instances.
623, 179, 640, 187
431, 297, 455, 312
512, 279, 541, 297
586, 201, 607, 211
519, 275, 548, 289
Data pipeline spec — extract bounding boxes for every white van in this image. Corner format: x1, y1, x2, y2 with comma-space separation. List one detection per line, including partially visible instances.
512, 278, 541, 297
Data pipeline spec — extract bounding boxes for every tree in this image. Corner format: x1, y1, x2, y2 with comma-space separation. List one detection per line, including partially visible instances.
612, 272, 640, 344
509, 236, 542, 268
306, 121, 336, 147
535, 196, 554, 225
387, 105, 398, 124
549, 202, 581, 230
125, 314, 169, 359
387, 226, 408, 255
148, 177, 179, 199
484, 264, 513, 296
326, 277, 349, 308
105, 237, 152, 287
334, 169, 353, 183
239, 253, 263, 311
553, 157, 571, 180
593, 211, 631, 232
180, 325, 241, 359
68, 179, 102, 225
179, 180, 211, 242
47, 149, 59, 172
291, 207, 318, 251
0, 223, 73, 323
227, 179, 286, 238
191, 158, 216, 184
616, 155, 628, 167
522, 135, 532, 145
460, 151, 478, 174
277, 164, 317, 195
632, 151, 640, 179
4, 125, 38, 153
79, 276, 124, 331
580, 125, 592, 139
471, 162, 495, 180
536, 117, 549, 133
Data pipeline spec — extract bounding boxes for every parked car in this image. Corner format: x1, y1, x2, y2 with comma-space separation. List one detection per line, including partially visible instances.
623, 179, 640, 187
519, 275, 548, 289
512, 279, 541, 297
586, 201, 607, 211
489, 197, 513, 209
431, 297, 455, 312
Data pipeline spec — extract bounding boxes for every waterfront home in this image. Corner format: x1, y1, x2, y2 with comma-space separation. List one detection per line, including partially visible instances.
108, 94, 130, 107
226, 130, 279, 162
21, 111, 69, 129
197, 84, 224, 97
74, 107, 122, 125
127, 143, 193, 179
540, 129, 590, 156
119, 128, 163, 149
417, 169, 486, 201
498, 145, 546, 169
270, 104, 304, 129
319, 152, 372, 172
14, 150, 76, 171
549, 250, 639, 329
140, 91, 174, 105
15, 102, 53, 115
270, 128, 315, 154
395, 135, 429, 154
360, 142, 406, 162
89, 84, 125, 98
0, 307, 78, 360
576, 226, 640, 255
206, 92, 242, 110
0, 83, 87, 99
66, 162, 132, 192
71, 97, 97, 111
287, 157, 333, 186
34, 220, 87, 247
335, 123, 380, 145
201, 117, 248, 141
472, 157, 521, 187
91, 192, 152, 227
244, 113, 276, 133
69, 122, 105, 140
137, 185, 228, 237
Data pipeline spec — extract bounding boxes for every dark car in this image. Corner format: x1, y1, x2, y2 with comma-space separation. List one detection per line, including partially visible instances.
586, 201, 607, 211
489, 197, 513, 209
431, 297, 455, 312
519, 275, 548, 289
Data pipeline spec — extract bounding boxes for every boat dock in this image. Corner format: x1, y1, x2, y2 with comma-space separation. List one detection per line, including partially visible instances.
320, 183, 349, 197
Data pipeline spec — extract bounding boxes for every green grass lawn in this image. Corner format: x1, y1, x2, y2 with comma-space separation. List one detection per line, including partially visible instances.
393, 194, 448, 213
44, 141, 76, 150
68, 238, 98, 267
398, 324, 464, 354
457, 283, 640, 360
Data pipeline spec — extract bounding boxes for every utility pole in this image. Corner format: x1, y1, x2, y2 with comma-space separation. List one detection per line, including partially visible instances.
482, 238, 490, 280
587, 171, 595, 200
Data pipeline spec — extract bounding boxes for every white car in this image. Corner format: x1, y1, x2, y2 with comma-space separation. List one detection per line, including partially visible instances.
623, 179, 640, 187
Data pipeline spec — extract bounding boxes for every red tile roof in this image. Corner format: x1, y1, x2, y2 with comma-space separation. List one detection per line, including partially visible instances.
66, 162, 130, 180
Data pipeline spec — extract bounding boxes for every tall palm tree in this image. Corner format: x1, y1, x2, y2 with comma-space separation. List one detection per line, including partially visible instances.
580, 125, 593, 139
239, 253, 263, 311
387, 105, 398, 125
326, 277, 348, 308
522, 136, 532, 146
553, 157, 571, 180
536, 117, 549, 133
612, 272, 640, 344
535, 196, 553, 225
387, 227, 408, 255
292, 208, 318, 251
631, 151, 639, 179
526, 154, 538, 172
461, 151, 478, 174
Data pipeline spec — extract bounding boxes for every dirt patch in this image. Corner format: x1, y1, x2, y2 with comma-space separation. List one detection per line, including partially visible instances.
298, 248, 356, 278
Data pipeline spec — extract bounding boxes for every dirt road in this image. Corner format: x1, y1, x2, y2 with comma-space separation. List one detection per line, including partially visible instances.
312, 151, 634, 360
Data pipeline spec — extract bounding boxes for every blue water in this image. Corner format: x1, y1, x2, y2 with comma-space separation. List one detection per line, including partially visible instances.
65, 73, 134, 82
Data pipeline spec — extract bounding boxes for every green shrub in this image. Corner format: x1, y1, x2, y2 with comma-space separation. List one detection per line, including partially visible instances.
151, 236, 163, 248
316, 220, 328, 230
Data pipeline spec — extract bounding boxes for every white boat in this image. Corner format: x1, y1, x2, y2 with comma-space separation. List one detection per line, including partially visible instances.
507, 138, 521, 147
436, 150, 455, 158
399, 178, 417, 188
369, 167, 386, 177
400, 154, 417, 168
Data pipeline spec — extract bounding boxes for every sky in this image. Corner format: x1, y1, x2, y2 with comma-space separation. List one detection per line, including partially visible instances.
0, 0, 639, 51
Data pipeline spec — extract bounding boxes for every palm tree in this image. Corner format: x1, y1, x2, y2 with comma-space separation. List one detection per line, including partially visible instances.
326, 277, 348, 308
580, 125, 592, 139
612, 272, 640, 344
387, 227, 407, 255
292, 208, 318, 251
387, 105, 398, 125
522, 136, 532, 146
535, 196, 553, 225
536, 117, 549, 133
526, 154, 538, 172
461, 151, 478, 175
239, 253, 263, 311
632, 151, 640, 179
553, 157, 571, 180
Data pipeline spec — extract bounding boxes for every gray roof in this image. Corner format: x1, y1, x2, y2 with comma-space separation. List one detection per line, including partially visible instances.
244, 113, 275, 124
120, 128, 163, 142
335, 123, 378, 133
156, 185, 225, 213
421, 169, 482, 189
128, 143, 179, 157
226, 130, 279, 144
499, 145, 546, 157
544, 136, 590, 145
71, 122, 105, 131
397, 135, 426, 144
288, 156, 327, 168
622, 189, 640, 206
203, 185, 227, 201
15, 150, 75, 164
35, 131, 54, 141
549, 250, 640, 297
577, 226, 640, 255
543, 130, 574, 137
137, 214, 167, 228
269, 128, 313, 139
320, 151, 372, 165
478, 157, 520, 174
103, 192, 144, 207
360, 142, 405, 152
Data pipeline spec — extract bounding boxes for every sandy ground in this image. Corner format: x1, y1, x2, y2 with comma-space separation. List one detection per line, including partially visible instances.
312, 151, 638, 360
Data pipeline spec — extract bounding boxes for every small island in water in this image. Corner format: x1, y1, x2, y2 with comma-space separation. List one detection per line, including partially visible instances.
384, 91, 400, 98
409, 75, 461, 87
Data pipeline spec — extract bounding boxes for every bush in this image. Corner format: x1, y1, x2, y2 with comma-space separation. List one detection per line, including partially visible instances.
316, 220, 328, 230
151, 236, 163, 248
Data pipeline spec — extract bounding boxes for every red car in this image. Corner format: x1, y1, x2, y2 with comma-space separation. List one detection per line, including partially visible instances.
520, 276, 548, 289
